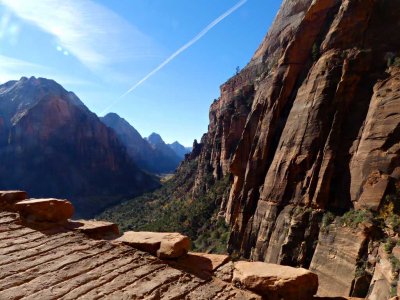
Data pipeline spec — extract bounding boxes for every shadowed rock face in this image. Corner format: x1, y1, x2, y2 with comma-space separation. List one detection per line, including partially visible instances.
169, 141, 192, 160
0, 77, 159, 216
146, 133, 182, 172
167, 0, 400, 297
101, 114, 185, 174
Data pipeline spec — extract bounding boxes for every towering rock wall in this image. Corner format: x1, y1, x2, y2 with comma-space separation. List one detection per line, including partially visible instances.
181, 0, 400, 297
0, 77, 159, 216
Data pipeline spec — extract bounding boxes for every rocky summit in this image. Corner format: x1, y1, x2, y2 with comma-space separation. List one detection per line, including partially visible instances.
100, 0, 400, 298
0, 77, 159, 216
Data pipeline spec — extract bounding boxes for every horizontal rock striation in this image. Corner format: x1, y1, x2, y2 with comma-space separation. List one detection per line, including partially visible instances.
0, 192, 350, 300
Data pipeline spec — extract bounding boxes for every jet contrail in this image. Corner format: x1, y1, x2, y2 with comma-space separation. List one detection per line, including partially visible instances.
100, 0, 248, 114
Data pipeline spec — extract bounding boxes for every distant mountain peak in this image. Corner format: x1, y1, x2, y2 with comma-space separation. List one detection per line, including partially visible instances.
0, 77, 86, 111
101, 116, 184, 174
102, 112, 121, 120
168, 141, 192, 159
147, 132, 164, 145
101, 112, 130, 127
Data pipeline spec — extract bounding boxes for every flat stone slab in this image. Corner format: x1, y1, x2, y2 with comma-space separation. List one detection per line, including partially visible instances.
117, 231, 190, 259
0, 213, 260, 300
0, 191, 28, 211
173, 252, 230, 278
67, 220, 119, 239
16, 198, 74, 223
233, 261, 318, 300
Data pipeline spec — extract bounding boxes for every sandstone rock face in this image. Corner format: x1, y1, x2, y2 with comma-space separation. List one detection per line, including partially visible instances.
0, 77, 159, 217
101, 113, 183, 173
350, 68, 400, 210
233, 261, 318, 300
174, 252, 230, 278
16, 198, 74, 223
161, 0, 400, 297
117, 231, 190, 259
309, 225, 369, 297
0, 211, 263, 300
0, 191, 28, 211
367, 245, 394, 300
66, 219, 120, 239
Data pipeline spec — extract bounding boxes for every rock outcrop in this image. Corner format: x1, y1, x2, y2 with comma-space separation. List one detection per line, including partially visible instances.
66, 219, 120, 239
128, 0, 400, 298
0, 77, 159, 216
16, 198, 74, 223
309, 224, 369, 297
117, 231, 191, 259
0, 190, 337, 300
233, 261, 318, 300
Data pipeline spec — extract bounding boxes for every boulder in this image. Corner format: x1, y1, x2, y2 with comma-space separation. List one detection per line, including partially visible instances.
0, 191, 28, 211
173, 252, 230, 277
66, 219, 119, 239
233, 261, 318, 300
16, 198, 74, 223
117, 231, 190, 259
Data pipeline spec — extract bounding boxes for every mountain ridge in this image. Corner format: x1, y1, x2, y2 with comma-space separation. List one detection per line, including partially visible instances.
101, 113, 186, 174
0, 77, 159, 217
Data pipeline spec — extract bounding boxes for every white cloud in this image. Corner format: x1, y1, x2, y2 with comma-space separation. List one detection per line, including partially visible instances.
0, 9, 21, 45
0, 0, 157, 72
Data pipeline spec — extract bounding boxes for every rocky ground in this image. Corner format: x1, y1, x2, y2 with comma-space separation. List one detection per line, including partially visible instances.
0, 190, 372, 300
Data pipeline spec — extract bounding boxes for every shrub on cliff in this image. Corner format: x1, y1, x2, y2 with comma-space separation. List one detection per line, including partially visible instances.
312, 43, 320, 61
338, 209, 373, 228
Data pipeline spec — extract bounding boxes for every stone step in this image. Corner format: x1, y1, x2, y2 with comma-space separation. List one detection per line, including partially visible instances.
16, 198, 74, 223
117, 231, 190, 259
66, 219, 119, 239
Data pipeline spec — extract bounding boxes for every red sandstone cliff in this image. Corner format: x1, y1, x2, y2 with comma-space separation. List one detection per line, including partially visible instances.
179, 0, 400, 298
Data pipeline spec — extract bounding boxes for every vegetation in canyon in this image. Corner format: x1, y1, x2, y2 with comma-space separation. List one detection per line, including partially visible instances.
99, 159, 231, 253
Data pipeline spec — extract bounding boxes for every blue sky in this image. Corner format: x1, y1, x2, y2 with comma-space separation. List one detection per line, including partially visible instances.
0, 0, 281, 146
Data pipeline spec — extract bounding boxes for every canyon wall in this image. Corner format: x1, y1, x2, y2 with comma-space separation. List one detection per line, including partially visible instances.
0, 77, 159, 216
182, 0, 400, 297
